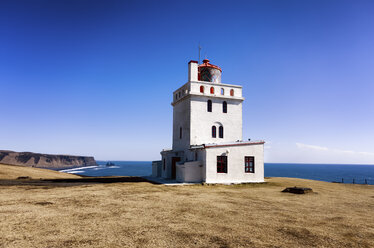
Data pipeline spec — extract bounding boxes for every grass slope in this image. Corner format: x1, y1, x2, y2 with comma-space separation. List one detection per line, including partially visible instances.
0, 163, 80, 179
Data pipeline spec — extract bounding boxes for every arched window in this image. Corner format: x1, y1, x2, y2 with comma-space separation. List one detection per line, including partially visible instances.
210, 87, 214, 94
230, 89, 234, 96
212, 126, 216, 138
179, 127, 182, 139
200, 86, 204, 93
221, 88, 224, 95
223, 101, 227, 113
207, 100, 212, 112
219, 126, 224, 138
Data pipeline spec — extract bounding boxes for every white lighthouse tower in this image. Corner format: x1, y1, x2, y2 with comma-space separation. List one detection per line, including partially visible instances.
152, 59, 264, 184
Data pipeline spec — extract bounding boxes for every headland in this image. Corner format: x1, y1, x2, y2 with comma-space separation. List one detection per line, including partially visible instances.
0, 150, 97, 169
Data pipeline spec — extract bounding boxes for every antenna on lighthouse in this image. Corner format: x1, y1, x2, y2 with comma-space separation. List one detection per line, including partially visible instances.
198, 44, 201, 64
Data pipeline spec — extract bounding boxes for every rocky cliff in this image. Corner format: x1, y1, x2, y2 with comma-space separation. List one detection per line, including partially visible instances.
0, 150, 97, 169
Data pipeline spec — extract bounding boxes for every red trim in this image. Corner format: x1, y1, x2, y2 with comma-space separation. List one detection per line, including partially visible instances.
198, 59, 222, 72
205, 141, 265, 148
189, 60, 198, 64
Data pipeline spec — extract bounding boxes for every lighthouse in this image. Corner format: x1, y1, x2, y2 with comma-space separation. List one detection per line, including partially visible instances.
152, 59, 265, 184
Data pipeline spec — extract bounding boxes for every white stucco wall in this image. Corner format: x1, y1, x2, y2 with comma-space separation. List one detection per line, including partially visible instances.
172, 96, 191, 151
161, 150, 185, 179
189, 81, 243, 97
188, 62, 198, 82
152, 160, 162, 177
161, 151, 173, 179
171, 81, 244, 149
204, 144, 264, 184
190, 95, 243, 146
176, 161, 203, 183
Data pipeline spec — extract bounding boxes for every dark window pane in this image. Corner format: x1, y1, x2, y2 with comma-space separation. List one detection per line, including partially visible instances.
217, 156, 228, 173
219, 126, 224, 138
207, 100, 212, 112
223, 101, 227, 113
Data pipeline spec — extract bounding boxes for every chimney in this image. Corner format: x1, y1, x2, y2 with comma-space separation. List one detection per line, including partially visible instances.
188, 60, 198, 82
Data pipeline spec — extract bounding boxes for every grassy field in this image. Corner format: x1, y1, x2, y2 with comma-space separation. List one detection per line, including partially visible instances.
0, 163, 80, 180
0, 164, 373, 247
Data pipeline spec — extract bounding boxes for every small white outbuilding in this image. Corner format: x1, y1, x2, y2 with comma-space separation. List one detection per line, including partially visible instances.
152, 59, 265, 184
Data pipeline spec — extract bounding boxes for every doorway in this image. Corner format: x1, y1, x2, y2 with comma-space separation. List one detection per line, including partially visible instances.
171, 157, 181, 179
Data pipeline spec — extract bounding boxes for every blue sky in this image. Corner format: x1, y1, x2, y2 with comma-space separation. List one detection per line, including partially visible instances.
1, 0, 373, 163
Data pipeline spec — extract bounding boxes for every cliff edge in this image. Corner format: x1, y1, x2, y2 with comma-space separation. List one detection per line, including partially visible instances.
0, 150, 97, 169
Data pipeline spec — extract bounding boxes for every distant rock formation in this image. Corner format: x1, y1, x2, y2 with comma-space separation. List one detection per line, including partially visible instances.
0, 150, 97, 169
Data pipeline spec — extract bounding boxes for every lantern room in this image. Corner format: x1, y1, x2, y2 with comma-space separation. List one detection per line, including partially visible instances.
198, 59, 222, 84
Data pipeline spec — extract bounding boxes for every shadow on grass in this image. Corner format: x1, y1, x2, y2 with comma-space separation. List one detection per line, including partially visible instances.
0, 176, 156, 187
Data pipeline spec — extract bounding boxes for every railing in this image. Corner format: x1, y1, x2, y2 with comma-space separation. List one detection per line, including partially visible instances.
332, 178, 373, 185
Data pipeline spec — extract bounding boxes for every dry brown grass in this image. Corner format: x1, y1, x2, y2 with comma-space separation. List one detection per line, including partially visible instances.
0, 166, 373, 248
0, 163, 80, 180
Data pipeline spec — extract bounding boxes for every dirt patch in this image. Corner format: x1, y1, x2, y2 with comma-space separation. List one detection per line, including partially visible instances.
34, 201, 54, 206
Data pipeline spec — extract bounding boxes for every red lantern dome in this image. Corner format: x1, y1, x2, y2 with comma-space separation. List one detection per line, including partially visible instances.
198, 59, 222, 83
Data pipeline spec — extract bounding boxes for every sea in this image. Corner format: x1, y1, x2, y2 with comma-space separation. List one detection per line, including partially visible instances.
59, 161, 374, 185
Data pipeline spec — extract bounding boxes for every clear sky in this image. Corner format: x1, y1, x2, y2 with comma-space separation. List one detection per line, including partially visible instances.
1, 0, 373, 163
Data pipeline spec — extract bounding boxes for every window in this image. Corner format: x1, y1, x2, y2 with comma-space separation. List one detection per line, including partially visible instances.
179, 92, 181, 98
223, 101, 227, 113
219, 126, 224, 138
207, 100, 212, 112
163, 159, 166, 171
210, 87, 214, 94
230, 89, 234, 96
179, 127, 182, 139
217, 156, 227, 173
221, 88, 224, 95
245, 156, 255, 173
200, 86, 204, 93
212, 126, 216, 138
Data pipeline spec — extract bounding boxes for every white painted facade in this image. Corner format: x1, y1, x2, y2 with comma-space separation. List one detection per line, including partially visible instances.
153, 59, 265, 184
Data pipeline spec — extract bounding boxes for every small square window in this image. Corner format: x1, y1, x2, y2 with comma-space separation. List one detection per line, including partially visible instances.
244, 156, 255, 173
217, 156, 227, 173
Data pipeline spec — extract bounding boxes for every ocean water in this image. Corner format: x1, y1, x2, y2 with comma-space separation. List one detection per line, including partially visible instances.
59, 161, 374, 185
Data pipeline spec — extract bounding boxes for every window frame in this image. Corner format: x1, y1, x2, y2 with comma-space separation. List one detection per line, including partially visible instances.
217, 156, 227, 173
244, 156, 255, 173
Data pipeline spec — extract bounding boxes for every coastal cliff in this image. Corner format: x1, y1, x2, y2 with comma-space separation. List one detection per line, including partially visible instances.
0, 150, 97, 169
